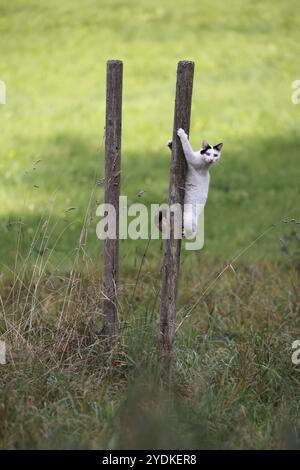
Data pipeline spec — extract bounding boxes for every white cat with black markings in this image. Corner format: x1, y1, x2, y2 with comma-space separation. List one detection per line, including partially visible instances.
167, 129, 223, 238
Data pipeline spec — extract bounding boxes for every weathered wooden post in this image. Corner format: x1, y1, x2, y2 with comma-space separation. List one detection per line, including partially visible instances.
159, 61, 194, 374
102, 60, 123, 340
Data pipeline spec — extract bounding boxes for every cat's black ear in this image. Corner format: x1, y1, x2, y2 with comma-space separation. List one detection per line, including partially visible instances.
213, 143, 223, 151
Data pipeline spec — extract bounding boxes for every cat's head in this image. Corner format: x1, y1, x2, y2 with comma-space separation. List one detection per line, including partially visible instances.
200, 140, 223, 166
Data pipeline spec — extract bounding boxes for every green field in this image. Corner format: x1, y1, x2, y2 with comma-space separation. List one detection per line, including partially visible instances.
0, 0, 300, 449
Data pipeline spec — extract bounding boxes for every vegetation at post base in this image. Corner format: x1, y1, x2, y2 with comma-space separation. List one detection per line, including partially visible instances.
0, 0, 300, 449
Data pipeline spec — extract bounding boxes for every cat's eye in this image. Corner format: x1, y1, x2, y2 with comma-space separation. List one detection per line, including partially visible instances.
214, 153, 218, 157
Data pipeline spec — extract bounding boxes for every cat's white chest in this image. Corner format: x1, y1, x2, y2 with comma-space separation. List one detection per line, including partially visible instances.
184, 165, 210, 205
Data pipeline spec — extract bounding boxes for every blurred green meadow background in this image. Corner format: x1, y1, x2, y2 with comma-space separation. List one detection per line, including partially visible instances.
1, 0, 300, 450
1, 0, 300, 272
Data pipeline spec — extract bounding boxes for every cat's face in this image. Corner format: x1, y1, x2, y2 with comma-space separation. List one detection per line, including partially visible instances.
200, 140, 223, 166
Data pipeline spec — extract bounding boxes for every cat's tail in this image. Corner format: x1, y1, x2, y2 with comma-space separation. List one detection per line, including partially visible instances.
154, 208, 166, 233
154, 207, 185, 237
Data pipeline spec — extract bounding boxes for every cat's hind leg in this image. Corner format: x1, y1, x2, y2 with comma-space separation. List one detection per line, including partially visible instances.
183, 205, 196, 239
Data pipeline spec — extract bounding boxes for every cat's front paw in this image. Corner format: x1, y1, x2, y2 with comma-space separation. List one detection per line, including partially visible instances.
177, 128, 187, 139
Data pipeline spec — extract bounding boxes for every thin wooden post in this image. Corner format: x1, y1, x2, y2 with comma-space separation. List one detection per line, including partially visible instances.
102, 60, 123, 340
159, 61, 194, 374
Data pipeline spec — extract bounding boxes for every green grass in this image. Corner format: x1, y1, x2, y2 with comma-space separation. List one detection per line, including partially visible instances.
1, 0, 300, 269
1, 262, 300, 449
0, 0, 300, 449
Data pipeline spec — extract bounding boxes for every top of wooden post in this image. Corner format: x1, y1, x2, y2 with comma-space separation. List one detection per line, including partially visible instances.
107, 59, 123, 66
